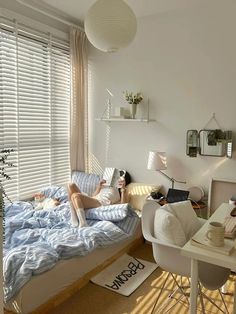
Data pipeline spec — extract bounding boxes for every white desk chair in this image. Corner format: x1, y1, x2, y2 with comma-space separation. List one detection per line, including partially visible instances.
208, 178, 236, 294
142, 200, 230, 313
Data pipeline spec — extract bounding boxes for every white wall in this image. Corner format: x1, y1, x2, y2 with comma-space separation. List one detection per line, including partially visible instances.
88, 0, 236, 194
0, 0, 69, 33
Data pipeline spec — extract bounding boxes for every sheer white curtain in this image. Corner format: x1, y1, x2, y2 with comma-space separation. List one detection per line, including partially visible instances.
70, 27, 88, 172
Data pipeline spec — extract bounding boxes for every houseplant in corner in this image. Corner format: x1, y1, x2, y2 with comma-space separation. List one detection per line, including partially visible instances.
124, 91, 143, 119
0, 148, 14, 311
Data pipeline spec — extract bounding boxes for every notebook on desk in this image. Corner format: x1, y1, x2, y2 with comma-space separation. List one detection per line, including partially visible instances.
224, 216, 236, 239
166, 188, 189, 203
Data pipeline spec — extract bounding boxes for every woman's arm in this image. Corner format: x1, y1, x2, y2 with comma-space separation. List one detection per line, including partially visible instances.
119, 179, 130, 204
92, 179, 106, 197
120, 188, 129, 204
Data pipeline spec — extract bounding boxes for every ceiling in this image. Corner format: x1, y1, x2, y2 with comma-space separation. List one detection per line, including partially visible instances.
17, 0, 206, 26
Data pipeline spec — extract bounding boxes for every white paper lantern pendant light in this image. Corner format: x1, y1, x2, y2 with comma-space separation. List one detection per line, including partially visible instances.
85, 0, 137, 52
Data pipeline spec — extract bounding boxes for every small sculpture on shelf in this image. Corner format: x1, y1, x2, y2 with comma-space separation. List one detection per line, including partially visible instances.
124, 91, 143, 119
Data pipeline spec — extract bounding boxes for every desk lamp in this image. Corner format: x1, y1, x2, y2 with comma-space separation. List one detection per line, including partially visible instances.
147, 151, 186, 189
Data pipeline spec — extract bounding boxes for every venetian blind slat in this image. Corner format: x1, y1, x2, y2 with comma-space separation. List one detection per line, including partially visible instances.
1, 22, 71, 200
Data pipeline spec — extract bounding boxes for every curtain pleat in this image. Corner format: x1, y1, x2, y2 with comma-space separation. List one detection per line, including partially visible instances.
70, 27, 88, 172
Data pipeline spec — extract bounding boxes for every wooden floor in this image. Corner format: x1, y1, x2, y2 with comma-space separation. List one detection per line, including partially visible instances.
48, 243, 235, 314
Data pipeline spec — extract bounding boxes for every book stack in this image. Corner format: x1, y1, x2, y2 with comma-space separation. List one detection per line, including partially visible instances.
224, 216, 236, 239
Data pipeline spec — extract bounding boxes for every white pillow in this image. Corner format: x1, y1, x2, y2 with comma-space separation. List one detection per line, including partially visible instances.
167, 200, 201, 240
154, 208, 187, 247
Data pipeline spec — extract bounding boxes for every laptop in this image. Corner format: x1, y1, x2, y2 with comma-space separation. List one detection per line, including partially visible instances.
166, 188, 189, 203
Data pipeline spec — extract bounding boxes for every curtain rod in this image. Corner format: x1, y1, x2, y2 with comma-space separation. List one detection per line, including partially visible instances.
15, 0, 84, 31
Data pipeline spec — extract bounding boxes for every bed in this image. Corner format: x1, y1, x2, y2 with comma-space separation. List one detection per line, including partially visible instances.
4, 171, 161, 314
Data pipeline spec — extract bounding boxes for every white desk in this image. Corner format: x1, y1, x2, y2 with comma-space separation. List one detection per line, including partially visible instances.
181, 203, 236, 314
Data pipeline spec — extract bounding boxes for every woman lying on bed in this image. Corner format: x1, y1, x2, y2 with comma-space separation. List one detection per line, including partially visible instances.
67, 170, 131, 228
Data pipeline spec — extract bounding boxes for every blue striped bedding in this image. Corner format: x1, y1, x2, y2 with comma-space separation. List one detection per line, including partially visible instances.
3, 197, 139, 302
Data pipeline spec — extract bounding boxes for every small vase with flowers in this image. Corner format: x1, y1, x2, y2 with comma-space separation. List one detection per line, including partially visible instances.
124, 91, 143, 119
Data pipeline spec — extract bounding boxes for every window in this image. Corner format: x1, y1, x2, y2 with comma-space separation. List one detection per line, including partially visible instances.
0, 20, 71, 200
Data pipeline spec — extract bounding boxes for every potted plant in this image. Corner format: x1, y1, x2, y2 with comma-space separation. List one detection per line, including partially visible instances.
124, 91, 143, 119
0, 149, 14, 202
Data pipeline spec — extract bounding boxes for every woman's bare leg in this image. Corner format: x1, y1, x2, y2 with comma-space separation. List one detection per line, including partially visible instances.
67, 183, 82, 227
71, 194, 87, 228
72, 194, 101, 209
70, 206, 79, 227
71, 193, 101, 228
67, 183, 82, 200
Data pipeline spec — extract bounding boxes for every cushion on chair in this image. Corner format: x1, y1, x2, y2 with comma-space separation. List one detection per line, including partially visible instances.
167, 200, 201, 240
154, 208, 187, 246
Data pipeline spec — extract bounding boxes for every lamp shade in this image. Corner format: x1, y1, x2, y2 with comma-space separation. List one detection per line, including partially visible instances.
147, 151, 167, 171
84, 0, 137, 52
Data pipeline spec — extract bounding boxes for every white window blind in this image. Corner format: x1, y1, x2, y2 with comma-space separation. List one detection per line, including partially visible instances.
0, 19, 71, 200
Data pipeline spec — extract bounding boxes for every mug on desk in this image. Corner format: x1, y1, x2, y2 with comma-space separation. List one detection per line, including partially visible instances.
229, 196, 236, 205
205, 222, 225, 247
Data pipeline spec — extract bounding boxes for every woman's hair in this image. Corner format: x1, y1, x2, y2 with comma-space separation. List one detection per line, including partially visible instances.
119, 170, 131, 185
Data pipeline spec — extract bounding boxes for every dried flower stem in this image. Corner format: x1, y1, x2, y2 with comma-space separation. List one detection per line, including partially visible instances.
124, 91, 143, 105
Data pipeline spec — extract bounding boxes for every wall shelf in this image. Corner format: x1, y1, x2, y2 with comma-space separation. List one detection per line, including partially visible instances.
95, 118, 156, 123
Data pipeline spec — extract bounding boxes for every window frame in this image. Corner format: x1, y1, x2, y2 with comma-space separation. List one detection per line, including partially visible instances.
0, 18, 71, 200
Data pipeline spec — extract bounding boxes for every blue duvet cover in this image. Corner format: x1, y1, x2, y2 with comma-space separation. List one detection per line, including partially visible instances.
3, 187, 139, 302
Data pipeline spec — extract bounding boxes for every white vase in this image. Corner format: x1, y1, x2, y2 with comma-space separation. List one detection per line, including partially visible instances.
130, 103, 137, 119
